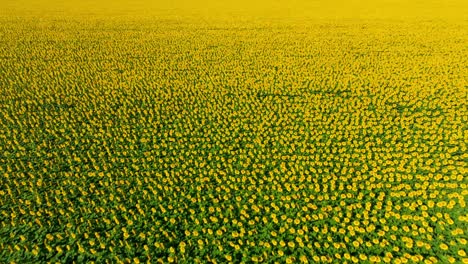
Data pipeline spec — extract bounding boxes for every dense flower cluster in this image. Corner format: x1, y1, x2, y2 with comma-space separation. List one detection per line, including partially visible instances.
0, 11, 467, 264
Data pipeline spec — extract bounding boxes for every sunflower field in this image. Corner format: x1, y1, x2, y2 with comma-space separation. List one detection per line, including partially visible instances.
0, 0, 467, 263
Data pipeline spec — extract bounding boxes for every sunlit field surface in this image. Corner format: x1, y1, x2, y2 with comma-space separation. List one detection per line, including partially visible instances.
1, 0, 467, 263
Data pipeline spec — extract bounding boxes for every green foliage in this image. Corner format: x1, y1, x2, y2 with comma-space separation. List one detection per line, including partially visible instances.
0, 13, 467, 264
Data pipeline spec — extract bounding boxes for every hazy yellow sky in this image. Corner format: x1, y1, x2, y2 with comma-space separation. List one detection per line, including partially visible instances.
1, 0, 467, 20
